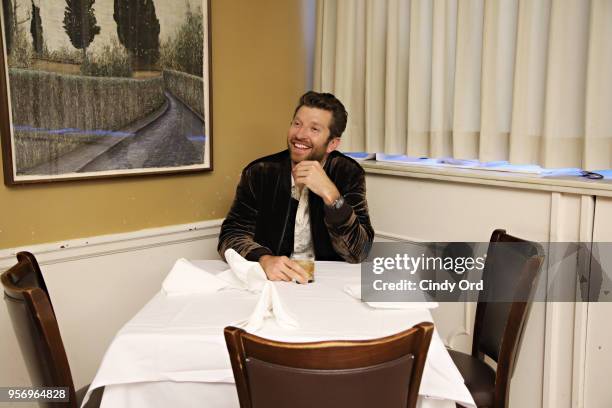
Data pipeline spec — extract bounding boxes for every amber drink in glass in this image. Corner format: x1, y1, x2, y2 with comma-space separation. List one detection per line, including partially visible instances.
292, 255, 315, 283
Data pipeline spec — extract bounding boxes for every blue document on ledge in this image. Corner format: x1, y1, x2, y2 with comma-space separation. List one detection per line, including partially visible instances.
375, 153, 438, 165
373, 153, 608, 178
539, 168, 585, 177
342, 152, 376, 161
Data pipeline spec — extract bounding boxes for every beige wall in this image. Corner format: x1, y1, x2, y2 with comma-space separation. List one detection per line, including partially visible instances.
0, 0, 312, 249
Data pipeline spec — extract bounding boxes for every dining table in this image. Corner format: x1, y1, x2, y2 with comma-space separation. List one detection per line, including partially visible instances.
82, 259, 476, 408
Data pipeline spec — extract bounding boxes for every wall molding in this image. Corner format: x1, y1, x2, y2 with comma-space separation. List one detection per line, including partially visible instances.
4, 225, 421, 268
571, 195, 595, 408
0, 219, 224, 269
543, 192, 564, 408
3, 225, 419, 266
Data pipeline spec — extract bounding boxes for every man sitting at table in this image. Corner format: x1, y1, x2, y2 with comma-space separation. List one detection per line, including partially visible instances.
218, 91, 374, 282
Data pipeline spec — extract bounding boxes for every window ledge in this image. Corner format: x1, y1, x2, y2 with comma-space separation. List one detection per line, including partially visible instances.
361, 161, 612, 198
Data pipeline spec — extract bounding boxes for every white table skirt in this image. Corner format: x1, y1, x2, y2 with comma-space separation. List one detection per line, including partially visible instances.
86, 260, 475, 408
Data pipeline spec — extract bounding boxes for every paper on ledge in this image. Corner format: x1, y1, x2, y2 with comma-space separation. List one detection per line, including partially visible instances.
344, 284, 438, 309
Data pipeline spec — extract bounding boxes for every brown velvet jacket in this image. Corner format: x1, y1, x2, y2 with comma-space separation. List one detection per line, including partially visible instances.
218, 150, 374, 263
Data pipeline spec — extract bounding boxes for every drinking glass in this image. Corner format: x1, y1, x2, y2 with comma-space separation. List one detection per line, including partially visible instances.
291, 254, 315, 283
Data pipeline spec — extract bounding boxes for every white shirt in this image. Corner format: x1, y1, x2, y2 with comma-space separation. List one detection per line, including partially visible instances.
291, 175, 314, 258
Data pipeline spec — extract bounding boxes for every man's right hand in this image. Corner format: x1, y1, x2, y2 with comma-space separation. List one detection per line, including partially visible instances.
259, 255, 310, 284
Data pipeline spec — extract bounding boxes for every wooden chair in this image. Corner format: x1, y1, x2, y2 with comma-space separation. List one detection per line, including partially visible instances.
1, 251, 103, 408
448, 229, 544, 408
224, 322, 434, 408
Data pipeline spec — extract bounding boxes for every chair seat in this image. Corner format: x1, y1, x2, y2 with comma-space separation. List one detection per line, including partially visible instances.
448, 349, 496, 408
76, 385, 104, 408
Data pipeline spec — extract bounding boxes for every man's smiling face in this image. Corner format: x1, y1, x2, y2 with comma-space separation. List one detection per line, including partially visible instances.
287, 106, 339, 166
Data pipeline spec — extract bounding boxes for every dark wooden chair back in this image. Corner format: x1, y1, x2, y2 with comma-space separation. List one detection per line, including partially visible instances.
225, 322, 433, 408
1, 251, 77, 408
473, 229, 544, 407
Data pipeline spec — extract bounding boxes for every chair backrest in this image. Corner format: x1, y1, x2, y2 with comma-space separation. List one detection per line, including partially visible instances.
1, 251, 77, 408
472, 229, 544, 408
225, 322, 433, 408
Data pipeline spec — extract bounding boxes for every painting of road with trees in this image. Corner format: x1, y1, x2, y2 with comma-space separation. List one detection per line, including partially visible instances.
79, 91, 204, 171
1, 0, 209, 181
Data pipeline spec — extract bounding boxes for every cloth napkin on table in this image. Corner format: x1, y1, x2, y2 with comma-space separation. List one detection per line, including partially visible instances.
162, 258, 234, 295
233, 281, 300, 332
162, 249, 267, 295
223, 248, 268, 292
161, 249, 298, 331
344, 284, 439, 309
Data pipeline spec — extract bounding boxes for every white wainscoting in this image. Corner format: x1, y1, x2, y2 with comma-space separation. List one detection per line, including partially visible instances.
0, 220, 223, 400
365, 171, 604, 408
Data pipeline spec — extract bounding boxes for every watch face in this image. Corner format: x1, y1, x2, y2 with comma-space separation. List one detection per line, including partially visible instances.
334, 196, 345, 209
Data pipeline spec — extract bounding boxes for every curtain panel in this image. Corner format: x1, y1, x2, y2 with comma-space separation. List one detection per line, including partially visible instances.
314, 0, 612, 170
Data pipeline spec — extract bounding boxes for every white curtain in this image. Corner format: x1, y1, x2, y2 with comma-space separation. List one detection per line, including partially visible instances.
314, 0, 612, 170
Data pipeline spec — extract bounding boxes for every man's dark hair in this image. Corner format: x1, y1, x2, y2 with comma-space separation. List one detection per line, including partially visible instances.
293, 91, 348, 139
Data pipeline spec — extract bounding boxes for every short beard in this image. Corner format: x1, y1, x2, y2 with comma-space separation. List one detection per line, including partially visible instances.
288, 140, 329, 164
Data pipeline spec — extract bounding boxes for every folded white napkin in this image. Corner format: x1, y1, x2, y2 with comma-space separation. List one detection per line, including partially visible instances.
162, 250, 268, 296
223, 248, 268, 292
235, 282, 299, 332
344, 284, 439, 309
162, 258, 231, 295
225, 249, 299, 331
162, 250, 299, 331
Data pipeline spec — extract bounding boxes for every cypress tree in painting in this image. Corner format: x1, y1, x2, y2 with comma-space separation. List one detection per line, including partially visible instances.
30, 0, 43, 55
141, 0, 160, 64
114, 0, 160, 68
2, 0, 14, 54
63, 0, 101, 59
174, 6, 203, 76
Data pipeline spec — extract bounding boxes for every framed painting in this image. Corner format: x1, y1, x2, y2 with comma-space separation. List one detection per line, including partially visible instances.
0, 0, 212, 185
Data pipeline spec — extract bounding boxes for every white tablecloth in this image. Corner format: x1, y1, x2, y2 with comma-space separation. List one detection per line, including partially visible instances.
86, 261, 475, 408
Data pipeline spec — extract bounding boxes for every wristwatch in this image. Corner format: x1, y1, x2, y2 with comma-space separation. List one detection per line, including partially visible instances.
327, 195, 345, 210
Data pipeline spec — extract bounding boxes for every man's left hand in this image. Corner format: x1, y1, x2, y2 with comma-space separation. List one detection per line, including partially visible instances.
292, 160, 340, 205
